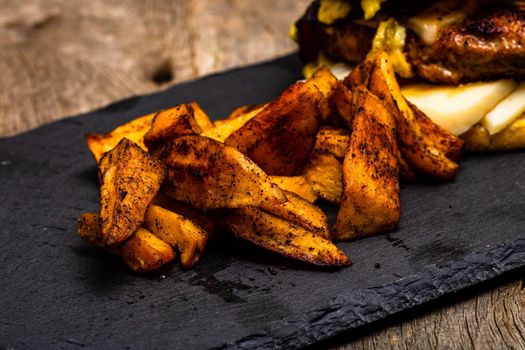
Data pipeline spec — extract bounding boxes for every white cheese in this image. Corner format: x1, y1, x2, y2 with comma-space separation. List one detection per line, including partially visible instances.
482, 82, 525, 135
402, 80, 516, 135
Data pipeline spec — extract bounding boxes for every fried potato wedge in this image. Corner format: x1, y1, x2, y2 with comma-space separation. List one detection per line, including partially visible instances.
343, 57, 374, 90
333, 87, 400, 240
143, 104, 202, 150
314, 127, 350, 159
225, 81, 323, 175
145, 204, 208, 268
223, 207, 350, 267
160, 135, 287, 209
189, 102, 214, 131
330, 83, 354, 126
85, 113, 154, 163
303, 151, 343, 203
461, 117, 525, 152
410, 101, 464, 162
368, 52, 459, 180
99, 139, 165, 247
223, 103, 268, 122
269, 176, 317, 203
260, 190, 329, 238
201, 105, 265, 142
77, 213, 175, 273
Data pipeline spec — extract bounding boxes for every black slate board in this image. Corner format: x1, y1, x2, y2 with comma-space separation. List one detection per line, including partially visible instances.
2, 54, 525, 350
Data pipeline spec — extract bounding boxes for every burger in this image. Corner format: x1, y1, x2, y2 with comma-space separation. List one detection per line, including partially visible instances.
291, 0, 525, 151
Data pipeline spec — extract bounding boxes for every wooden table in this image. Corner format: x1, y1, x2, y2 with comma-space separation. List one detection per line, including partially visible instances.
1, 1, 523, 348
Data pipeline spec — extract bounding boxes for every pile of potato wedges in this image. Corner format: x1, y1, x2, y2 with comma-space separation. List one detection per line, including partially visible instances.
78, 50, 463, 272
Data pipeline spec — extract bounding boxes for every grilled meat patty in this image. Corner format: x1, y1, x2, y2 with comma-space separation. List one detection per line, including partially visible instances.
297, 2, 525, 84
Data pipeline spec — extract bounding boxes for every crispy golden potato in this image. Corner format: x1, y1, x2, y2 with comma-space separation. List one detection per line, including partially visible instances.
461, 117, 525, 152
409, 101, 464, 162
223, 207, 351, 267
189, 102, 214, 131
329, 83, 354, 126
99, 139, 165, 247
144, 204, 208, 268
201, 105, 266, 142
333, 86, 400, 241
314, 127, 350, 159
269, 176, 317, 203
77, 213, 175, 273
343, 57, 374, 90
303, 151, 343, 203
160, 135, 287, 209
143, 104, 202, 150
223, 103, 268, 122
260, 190, 329, 238
85, 114, 154, 163
368, 52, 459, 181
225, 81, 323, 175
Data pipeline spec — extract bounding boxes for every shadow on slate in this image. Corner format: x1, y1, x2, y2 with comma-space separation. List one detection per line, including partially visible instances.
1, 54, 525, 350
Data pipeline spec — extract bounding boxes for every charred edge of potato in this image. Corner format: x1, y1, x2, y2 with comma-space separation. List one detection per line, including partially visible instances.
303, 150, 343, 204
77, 213, 175, 273
259, 189, 330, 238
84, 113, 154, 163
368, 52, 459, 181
224, 207, 351, 267
269, 176, 318, 203
160, 135, 287, 209
314, 127, 350, 160
329, 83, 354, 127
225, 81, 322, 176
333, 86, 401, 241
144, 204, 208, 269
143, 104, 202, 150
98, 138, 165, 247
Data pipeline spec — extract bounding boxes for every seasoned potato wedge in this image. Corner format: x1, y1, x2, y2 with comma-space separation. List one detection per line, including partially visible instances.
143, 104, 202, 150
303, 151, 343, 203
144, 204, 208, 268
189, 102, 214, 131
269, 176, 317, 203
85, 113, 154, 163
225, 81, 323, 175
201, 105, 265, 142
160, 135, 287, 209
314, 127, 350, 159
368, 52, 459, 180
343, 57, 374, 90
329, 83, 354, 126
260, 190, 330, 238
223, 103, 268, 122
410, 101, 464, 162
77, 213, 175, 273
461, 117, 525, 152
99, 139, 165, 247
223, 207, 351, 267
333, 87, 400, 240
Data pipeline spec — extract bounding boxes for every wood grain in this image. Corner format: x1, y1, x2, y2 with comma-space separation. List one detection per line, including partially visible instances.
1, 1, 524, 348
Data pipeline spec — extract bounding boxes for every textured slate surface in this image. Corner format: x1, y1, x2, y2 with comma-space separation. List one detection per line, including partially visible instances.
1, 54, 525, 350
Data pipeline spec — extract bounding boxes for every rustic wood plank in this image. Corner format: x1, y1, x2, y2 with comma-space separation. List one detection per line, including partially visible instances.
0, 1, 524, 349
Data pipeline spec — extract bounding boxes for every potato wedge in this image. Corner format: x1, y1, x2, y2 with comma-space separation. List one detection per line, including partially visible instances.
143, 104, 202, 150
77, 213, 175, 273
144, 204, 208, 268
303, 151, 343, 203
368, 51, 459, 180
329, 83, 354, 126
269, 176, 317, 203
314, 127, 350, 159
409, 101, 464, 162
99, 139, 165, 247
333, 87, 400, 241
85, 113, 154, 163
461, 116, 525, 152
223, 207, 350, 267
201, 105, 265, 142
260, 190, 330, 238
189, 102, 214, 131
223, 103, 268, 122
160, 135, 287, 209
343, 57, 374, 90
225, 81, 323, 175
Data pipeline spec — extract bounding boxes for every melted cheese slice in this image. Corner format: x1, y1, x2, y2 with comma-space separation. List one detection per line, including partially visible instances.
482, 82, 525, 135
402, 80, 516, 135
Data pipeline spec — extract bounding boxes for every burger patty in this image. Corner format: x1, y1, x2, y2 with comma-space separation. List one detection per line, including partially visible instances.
297, 4, 525, 84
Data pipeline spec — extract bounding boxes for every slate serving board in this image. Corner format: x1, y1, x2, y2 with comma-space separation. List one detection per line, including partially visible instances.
2, 54, 525, 350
